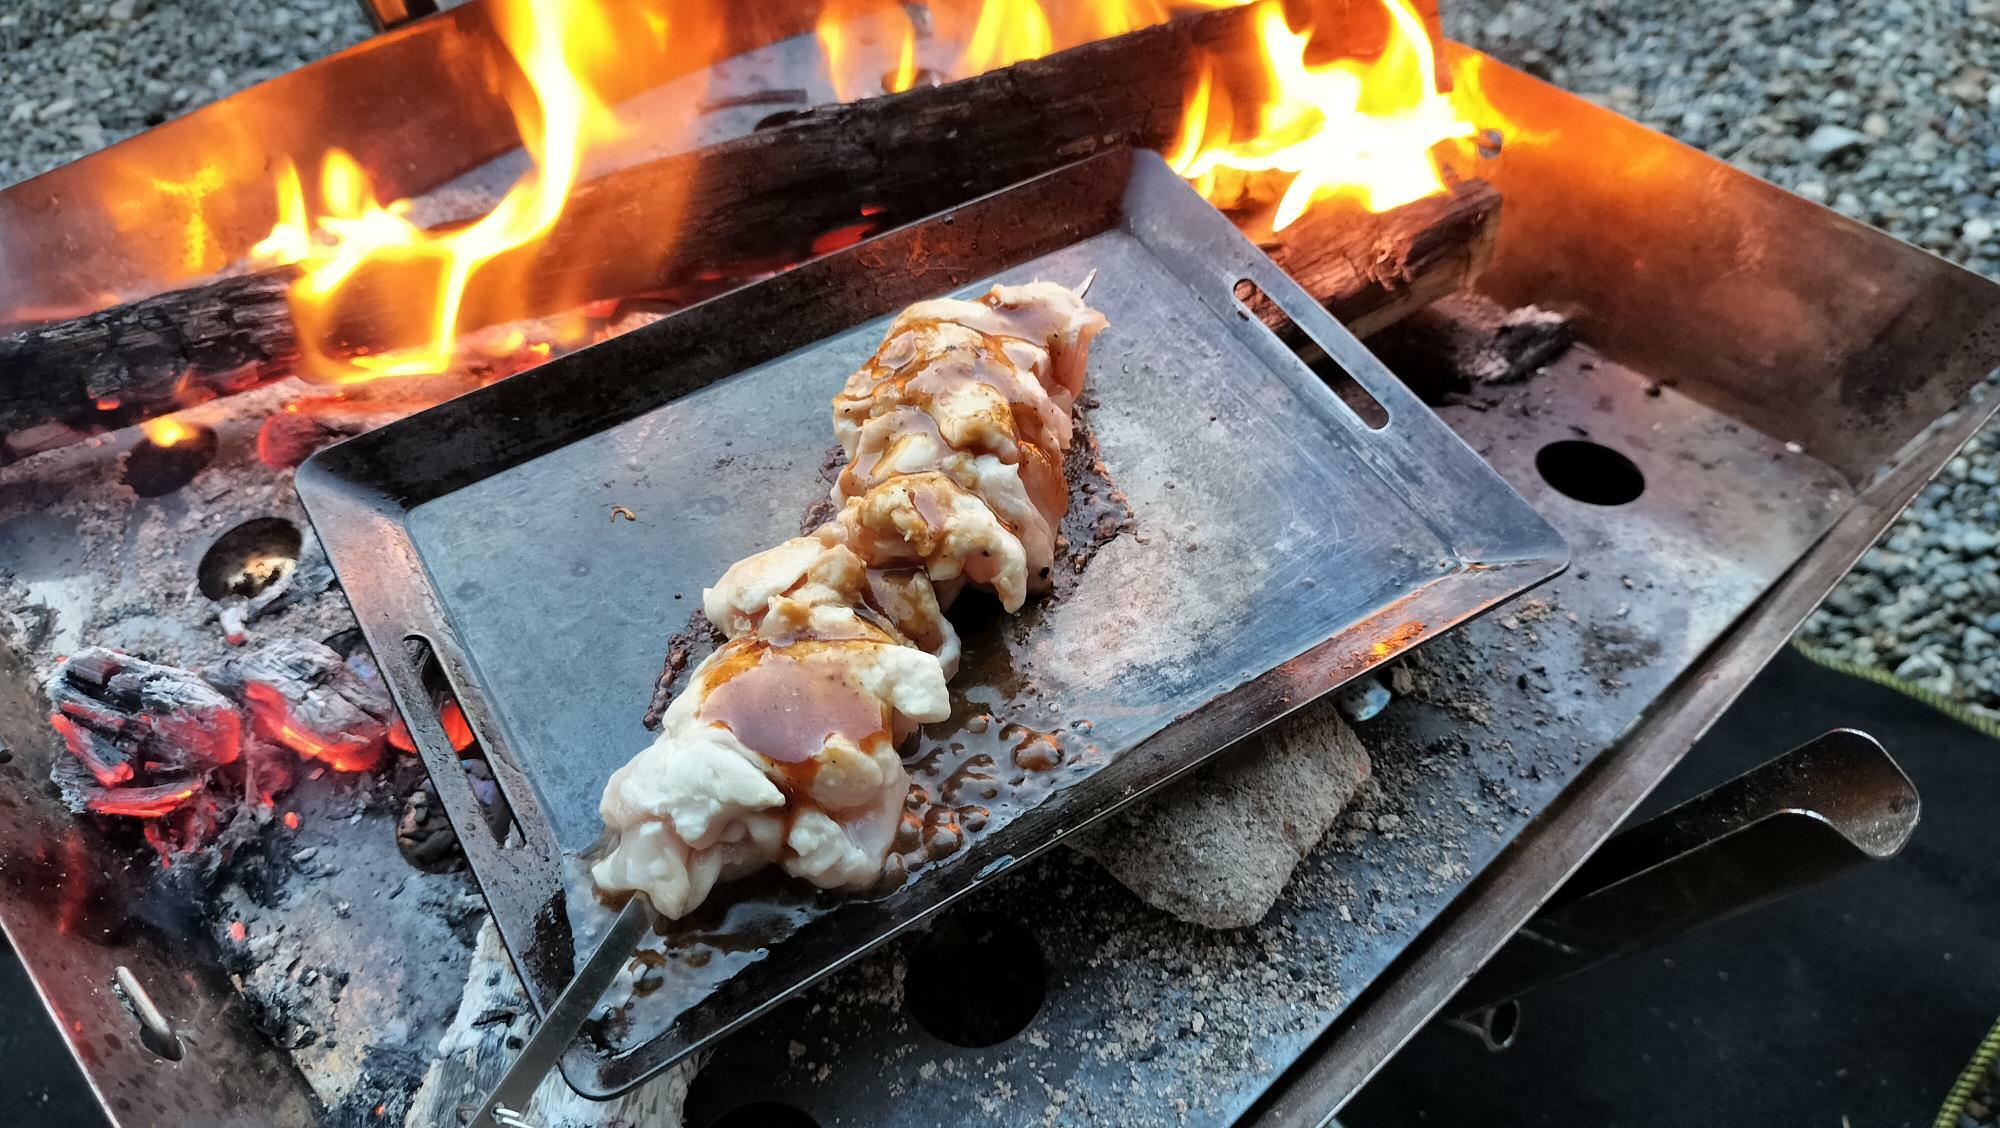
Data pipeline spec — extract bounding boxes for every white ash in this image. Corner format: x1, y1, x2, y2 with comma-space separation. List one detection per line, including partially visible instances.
407, 919, 702, 1128
1448, 0, 2000, 711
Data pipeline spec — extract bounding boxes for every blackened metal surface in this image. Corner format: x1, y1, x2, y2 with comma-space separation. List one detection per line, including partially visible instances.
297, 150, 1567, 1094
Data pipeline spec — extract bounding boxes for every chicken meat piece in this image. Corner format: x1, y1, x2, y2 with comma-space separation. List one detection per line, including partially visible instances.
595, 280, 1105, 920
593, 634, 949, 918
704, 533, 961, 673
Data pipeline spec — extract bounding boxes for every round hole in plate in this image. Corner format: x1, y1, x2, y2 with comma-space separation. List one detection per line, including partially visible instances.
707, 1101, 819, 1128
904, 911, 1046, 1047
1535, 440, 1645, 506
122, 424, 219, 497
1484, 999, 1521, 1051
197, 517, 303, 600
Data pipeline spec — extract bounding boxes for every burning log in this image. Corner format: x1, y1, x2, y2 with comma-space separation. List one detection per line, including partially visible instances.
0, 5, 1498, 458
0, 271, 299, 456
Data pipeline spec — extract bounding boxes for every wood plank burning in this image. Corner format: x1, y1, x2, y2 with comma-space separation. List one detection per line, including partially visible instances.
0, 5, 1498, 460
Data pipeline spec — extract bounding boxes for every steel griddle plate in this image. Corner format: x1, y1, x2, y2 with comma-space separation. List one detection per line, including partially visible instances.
296, 150, 1566, 1095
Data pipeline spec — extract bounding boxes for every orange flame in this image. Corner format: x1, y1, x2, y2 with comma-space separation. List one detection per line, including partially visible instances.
1169, 0, 1474, 227
816, 0, 920, 102
959, 0, 1054, 73
253, 0, 623, 382
141, 416, 194, 447
816, 1, 1250, 104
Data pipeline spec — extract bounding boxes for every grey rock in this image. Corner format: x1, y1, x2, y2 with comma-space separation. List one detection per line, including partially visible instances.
0, 0, 369, 187
1334, 675, 1392, 722
1072, 698, 1370, 929
1805, 124, 1870, 163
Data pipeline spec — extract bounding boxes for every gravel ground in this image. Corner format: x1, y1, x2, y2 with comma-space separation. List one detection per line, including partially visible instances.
4, 0, 2000, 709
0, 0, 367, 187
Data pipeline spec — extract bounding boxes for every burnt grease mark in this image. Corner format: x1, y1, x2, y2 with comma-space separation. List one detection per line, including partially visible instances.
640, 610, 720, 731
796, 443, 849, 535
1051, 404, 1136, 602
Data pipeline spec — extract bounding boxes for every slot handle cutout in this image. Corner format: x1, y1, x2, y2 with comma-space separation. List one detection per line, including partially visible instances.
1235, 278, 1391, 430
399, 634, 524, 852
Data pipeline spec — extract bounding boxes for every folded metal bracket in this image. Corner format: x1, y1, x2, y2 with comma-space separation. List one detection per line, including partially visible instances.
353, 0, 437, 33
1446, 728, 1918, 1018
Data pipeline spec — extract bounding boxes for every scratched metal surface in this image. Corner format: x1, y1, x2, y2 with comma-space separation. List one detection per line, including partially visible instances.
297, 150, 1566, 1095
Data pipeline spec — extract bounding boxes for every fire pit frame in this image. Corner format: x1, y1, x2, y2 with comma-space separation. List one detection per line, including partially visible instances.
0, 16, 1997, 1127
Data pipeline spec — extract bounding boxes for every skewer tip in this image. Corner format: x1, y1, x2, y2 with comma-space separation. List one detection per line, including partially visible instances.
1074, 268, 1099, 299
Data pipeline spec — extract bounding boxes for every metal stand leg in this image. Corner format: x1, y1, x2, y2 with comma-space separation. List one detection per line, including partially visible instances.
1445, 728, 1919, 1020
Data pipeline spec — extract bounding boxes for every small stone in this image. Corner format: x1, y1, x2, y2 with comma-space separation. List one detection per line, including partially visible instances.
1804, 124, 1868, 164
1333, 676, 1392, 722
1072, 699, 1370, 929
1965, 217, 1995, 244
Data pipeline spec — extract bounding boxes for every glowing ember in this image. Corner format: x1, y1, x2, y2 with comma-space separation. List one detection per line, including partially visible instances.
283, 811, 301, 830
252, 0, 622, 382
140, 416, 195, 447
86, 781, 200, 819
439, 700, 476, 752
242, 682, 385, 773
1169, 0, 1475, 228
387, 699, 479, 755
228, 920, 247, 942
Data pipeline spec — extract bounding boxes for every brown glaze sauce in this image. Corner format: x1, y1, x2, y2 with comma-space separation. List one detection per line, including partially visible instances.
838, 321, 1063, 457
1001, 722, 1065, 772
700, 641, 891, 765
907, 480, 950, 532
836, 407, 947, 498
862, 568, 946, 654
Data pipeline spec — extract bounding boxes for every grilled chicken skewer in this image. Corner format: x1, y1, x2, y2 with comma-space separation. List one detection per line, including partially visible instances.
594, 282, 1107, 918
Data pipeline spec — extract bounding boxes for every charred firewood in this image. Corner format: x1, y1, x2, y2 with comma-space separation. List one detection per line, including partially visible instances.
45, 648, 244, 807
1367, 291, 1576, 405
0, 5, 1498, 460
44, 648, 247, 858
207, 638, 396, 772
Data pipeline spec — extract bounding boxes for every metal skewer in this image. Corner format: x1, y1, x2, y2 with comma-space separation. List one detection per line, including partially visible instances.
466, 894, 657, 1128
